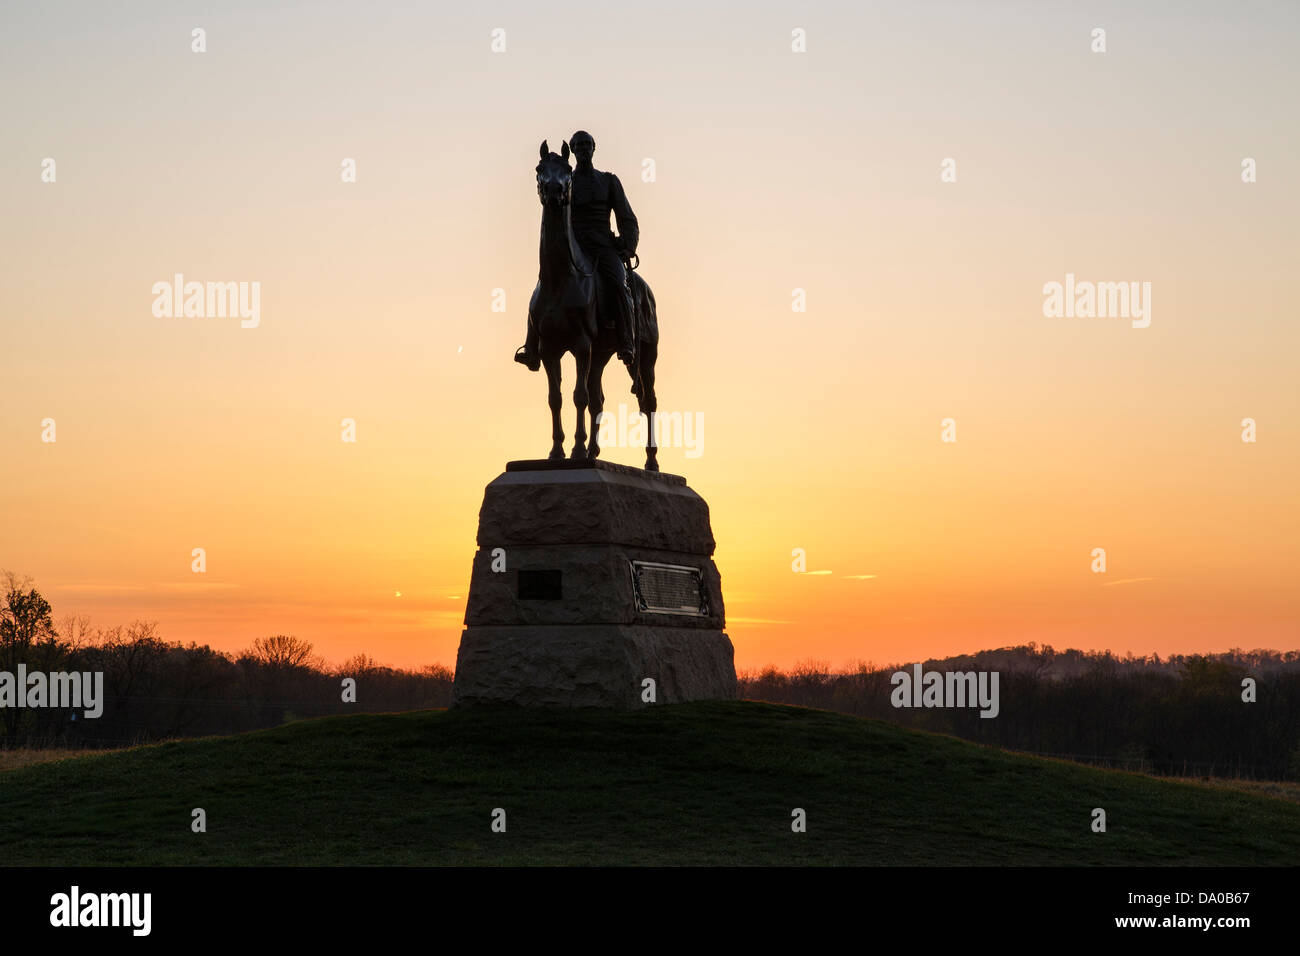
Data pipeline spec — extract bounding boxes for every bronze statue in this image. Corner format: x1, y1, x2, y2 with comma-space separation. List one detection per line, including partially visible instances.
516, 130, 639, 371
518, 138, 661, 470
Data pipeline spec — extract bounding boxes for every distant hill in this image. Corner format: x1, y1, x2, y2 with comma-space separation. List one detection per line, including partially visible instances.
2, 701, 1297, 865
910, 643, 1300, 681
740, 651, 1300, 779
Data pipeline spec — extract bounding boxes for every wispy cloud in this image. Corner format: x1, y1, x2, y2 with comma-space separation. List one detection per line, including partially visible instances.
1099, 577, 1157, 587
845, 574, 877, 580
53, 582, 244, 593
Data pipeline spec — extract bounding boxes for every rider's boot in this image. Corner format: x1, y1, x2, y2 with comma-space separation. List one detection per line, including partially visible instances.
514, 319, 540, 371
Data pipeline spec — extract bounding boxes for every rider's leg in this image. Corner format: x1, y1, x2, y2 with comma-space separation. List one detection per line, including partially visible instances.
596, 250, 636, 365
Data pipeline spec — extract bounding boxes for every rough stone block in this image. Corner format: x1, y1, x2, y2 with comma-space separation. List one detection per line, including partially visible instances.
452, 460, 737, 708
453, 625, 737, 708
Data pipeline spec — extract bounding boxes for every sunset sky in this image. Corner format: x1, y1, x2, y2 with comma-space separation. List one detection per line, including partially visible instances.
3, 1, 1297, 672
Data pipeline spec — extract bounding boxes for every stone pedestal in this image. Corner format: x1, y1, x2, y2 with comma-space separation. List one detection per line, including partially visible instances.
452, 459, 737, 708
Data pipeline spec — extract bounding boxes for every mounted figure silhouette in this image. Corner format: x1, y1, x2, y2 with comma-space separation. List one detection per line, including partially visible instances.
518, 137, 661, 470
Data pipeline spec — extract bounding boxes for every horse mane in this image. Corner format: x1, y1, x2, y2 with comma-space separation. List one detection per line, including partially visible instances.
539, 151, 593, 278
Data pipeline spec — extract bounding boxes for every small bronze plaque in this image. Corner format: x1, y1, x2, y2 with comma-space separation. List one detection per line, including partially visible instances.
630, 561, 707, 616
518, 569, 562, 600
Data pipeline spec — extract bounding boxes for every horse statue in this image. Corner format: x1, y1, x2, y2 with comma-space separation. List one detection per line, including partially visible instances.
530, 140, 661, 471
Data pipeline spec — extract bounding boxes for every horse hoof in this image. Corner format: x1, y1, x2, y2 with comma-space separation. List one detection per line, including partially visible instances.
570, 447, 587, 461
587, 444, 601, 460
645, 459, 660, 472
549, 448, 564, 460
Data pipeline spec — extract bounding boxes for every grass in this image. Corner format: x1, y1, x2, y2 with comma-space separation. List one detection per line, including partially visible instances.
0, 747, 127, 772
1207, 778, 1300, 805
1, 700, 1297, 865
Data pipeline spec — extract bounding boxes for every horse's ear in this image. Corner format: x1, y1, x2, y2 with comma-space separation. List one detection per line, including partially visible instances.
539, 140, 549, 160
561, 140, 570, 161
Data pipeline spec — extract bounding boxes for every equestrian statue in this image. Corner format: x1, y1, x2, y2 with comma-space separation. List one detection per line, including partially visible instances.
514, 131, 661, 471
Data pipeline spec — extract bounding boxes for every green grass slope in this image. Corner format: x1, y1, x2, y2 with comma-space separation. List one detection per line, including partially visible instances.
2, 701, 1297, 865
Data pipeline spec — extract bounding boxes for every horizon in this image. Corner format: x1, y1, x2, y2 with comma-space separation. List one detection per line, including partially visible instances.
7, 572, 1297, 676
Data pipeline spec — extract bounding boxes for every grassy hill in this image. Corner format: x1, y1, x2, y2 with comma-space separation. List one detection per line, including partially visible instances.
2, 701, 1297, 865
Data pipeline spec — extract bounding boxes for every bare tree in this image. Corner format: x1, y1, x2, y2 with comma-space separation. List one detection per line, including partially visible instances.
58, 613, 94, 651
246, 634, 316, 670
338, 652, 379, 676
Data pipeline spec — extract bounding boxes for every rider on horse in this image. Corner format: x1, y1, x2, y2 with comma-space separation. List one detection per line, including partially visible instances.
515, 130, 639, 373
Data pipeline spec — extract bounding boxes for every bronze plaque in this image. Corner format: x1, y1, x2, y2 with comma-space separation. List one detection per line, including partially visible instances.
630, 561, 707, 616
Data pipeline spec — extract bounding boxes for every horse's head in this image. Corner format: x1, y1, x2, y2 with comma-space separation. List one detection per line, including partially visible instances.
536, 139, 572, 207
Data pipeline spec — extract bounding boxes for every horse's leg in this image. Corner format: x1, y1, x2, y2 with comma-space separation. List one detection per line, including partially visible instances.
587, 350, 614, 459
638, 340, 659, 471
570, 347, 591, 459
543, 354, 564, 460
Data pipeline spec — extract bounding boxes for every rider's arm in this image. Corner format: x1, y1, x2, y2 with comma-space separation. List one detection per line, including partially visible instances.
609, 174, 639, 257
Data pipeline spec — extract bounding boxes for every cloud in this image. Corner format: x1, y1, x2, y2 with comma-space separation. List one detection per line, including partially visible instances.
53, 581, 243, 593
1099, 577, 1157, 587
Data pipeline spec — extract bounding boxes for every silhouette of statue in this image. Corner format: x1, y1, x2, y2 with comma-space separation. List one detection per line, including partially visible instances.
515, 130, 639, 372
519, 139, 661, 470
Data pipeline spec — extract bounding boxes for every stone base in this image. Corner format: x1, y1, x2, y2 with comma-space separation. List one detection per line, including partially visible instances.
451, 459, 738, 709
452, 624, 737, 709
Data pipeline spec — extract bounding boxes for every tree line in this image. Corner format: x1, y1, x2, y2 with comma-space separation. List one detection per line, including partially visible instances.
738, 645, 1300, 780
1, 572, 452, 747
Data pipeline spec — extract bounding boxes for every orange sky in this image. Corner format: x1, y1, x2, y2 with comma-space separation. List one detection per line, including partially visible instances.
2, 2, 1297, 671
